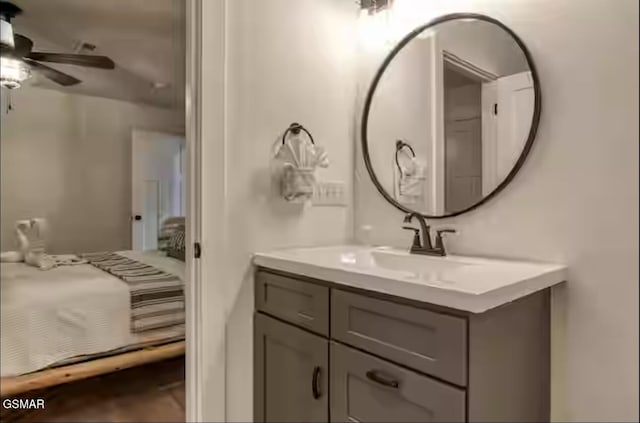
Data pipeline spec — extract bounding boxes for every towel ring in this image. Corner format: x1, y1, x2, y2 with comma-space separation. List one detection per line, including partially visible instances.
395, 140, 415, 173
282, 122, 315, 146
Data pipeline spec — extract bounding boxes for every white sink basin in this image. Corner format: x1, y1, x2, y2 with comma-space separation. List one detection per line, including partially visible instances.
253, 245, 567, 313
371, 250, 474, 273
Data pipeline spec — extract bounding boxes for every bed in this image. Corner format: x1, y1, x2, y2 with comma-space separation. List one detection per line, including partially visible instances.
0, 250, 185, 395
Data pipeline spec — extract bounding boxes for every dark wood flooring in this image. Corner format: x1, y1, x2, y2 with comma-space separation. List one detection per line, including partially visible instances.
1, 357, 185, 423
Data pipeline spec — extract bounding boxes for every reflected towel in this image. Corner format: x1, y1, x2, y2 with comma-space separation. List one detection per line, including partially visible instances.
394, 155, 426, 205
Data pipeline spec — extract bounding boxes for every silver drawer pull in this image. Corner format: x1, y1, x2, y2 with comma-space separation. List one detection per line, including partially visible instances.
366, 370, 400, 389
297, 311, 314, 321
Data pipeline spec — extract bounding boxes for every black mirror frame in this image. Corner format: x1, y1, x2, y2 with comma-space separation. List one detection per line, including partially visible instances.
361, 13, 542, 219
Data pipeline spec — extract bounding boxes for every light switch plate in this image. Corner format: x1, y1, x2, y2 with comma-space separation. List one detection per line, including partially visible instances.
312, 181, 347, 207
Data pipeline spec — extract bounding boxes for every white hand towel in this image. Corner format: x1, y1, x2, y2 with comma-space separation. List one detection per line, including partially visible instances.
5, 218, 87, 270
394, 156, 426, 205
22, 218, 57, 270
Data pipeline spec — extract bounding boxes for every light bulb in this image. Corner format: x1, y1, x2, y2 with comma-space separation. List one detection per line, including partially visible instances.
0, 57, 31, 89
358, 7, 394, 53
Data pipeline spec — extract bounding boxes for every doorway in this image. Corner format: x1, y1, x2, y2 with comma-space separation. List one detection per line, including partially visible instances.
131, 130, 186, 251
0, 0, 195, 421
443, 59, 486, 214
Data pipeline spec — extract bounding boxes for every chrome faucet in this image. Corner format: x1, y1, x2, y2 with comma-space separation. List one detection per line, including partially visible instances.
402, 213, 456, 256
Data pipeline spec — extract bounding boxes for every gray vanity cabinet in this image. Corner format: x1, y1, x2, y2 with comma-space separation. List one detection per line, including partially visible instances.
254, 313, 329, 423
255, 269, 551, 423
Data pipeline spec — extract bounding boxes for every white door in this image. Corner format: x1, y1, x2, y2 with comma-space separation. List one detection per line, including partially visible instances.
481, 71, 534, 193
495, 71, 534, 181
132, 129, 185, 251
445, 118, 483, 213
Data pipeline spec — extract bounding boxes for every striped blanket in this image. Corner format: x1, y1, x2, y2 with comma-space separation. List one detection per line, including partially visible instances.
82, 252, 184, 333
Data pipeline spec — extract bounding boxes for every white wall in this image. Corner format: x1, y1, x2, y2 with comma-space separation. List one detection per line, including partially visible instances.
368, 37, 433, 211
435, 19, 529, 77
355, 0, 639, 421
0, 86, 184, 253
198, 0, 357, 421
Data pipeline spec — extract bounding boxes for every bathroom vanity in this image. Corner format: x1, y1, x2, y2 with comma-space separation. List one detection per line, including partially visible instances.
253, 246, 566, 423
253, 10, 560, 422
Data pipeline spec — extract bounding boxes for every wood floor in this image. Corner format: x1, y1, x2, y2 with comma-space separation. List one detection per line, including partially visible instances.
1, 357, 185, 423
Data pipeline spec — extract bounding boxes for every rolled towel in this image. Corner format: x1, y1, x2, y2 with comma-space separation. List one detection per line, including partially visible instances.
11, 218, 85, 270
394, 156, 426, 205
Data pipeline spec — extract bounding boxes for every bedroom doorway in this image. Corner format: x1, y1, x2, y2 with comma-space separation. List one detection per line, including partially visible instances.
0, 0, 195, 421
443, 63, 484, 213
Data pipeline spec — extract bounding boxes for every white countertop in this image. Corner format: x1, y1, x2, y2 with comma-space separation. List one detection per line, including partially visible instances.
253, 245, 567, 313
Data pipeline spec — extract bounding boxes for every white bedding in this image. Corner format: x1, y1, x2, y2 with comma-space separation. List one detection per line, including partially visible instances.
0, 250, 185, 377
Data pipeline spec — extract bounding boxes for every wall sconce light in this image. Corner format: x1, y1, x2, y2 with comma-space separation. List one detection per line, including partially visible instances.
357, 0, 443, 51
358, 0, 393, 15
357, 0, 395, 52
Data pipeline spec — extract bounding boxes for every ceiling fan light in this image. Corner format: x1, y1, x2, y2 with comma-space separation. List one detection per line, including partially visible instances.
0, 57, 30, 89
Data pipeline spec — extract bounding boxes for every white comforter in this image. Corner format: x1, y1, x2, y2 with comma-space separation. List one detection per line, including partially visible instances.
0, 251, 184, 377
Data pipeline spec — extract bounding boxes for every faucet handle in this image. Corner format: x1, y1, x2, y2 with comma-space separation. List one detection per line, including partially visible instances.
436, 229, 457, 236
402, 226, 422, 249
435, 229, 456, 251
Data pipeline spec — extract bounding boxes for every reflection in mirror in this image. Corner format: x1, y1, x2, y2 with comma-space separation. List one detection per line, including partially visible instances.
365, 16, 538, 217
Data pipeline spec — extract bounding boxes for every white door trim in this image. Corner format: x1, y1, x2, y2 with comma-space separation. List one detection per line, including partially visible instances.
481, 80, 498, 196
186, 1, 228, 422
185, 0, 204, 421
443, 50, 498, 83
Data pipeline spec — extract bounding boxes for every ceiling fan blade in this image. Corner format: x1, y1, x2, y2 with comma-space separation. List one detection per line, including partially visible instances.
13, 34, 33, 57
25, 52, 115, 69
24, 59, 81, 86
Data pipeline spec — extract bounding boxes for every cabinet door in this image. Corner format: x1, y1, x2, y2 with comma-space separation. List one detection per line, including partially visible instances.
254, 313, 329, 423
331, 342, 466, 423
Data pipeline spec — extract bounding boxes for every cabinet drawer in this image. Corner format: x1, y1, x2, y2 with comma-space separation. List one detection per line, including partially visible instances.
255, 270, 329, 336
332, 290, 467, 385
330, 342, 466, 422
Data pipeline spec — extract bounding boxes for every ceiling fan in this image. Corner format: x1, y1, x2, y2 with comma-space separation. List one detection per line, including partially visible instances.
0, 1, 115, 89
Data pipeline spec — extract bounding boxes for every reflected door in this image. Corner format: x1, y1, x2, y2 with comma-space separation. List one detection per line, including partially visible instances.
496, 71, 534, 181
445, 119, 483, 213
131, 130, 185, 251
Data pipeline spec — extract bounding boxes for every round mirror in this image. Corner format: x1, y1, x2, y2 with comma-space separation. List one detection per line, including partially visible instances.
362, 13, 540, 218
